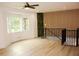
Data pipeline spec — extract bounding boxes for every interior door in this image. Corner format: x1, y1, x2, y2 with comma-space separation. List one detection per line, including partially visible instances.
37, 13, 44, 37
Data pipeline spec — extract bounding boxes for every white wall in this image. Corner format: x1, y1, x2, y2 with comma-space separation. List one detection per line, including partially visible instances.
0, 11, 7, 48
0, 8, 37, 48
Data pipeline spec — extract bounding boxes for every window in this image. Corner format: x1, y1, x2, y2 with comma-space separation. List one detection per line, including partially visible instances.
7, 15, 29, 33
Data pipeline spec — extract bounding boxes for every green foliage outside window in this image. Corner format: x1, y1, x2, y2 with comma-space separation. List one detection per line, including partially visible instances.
7, 15, 29, 33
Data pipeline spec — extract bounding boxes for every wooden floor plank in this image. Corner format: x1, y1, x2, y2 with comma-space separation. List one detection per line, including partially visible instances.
0, 38, 79, 56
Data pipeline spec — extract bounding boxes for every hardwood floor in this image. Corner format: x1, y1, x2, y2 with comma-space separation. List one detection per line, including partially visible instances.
0, 38, 79, 56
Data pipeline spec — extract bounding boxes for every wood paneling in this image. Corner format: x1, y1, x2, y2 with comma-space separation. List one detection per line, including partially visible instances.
44, 9, 79, 30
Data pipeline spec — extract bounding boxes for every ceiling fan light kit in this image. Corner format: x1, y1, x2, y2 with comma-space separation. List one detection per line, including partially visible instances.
24, 7, 30, 9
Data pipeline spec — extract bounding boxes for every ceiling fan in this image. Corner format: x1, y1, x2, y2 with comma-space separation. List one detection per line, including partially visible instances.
23, 2, 39, 9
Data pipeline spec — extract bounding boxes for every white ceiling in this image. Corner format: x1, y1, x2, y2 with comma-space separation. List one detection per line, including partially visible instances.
0, 2, 79, 13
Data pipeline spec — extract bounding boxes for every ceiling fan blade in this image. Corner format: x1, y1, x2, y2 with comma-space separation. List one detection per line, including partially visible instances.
31, 4, 39, 6
29, 6, 35, 9
26, 2, 29, 6
23, 2, 38, 9
24, 5, 28, 8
